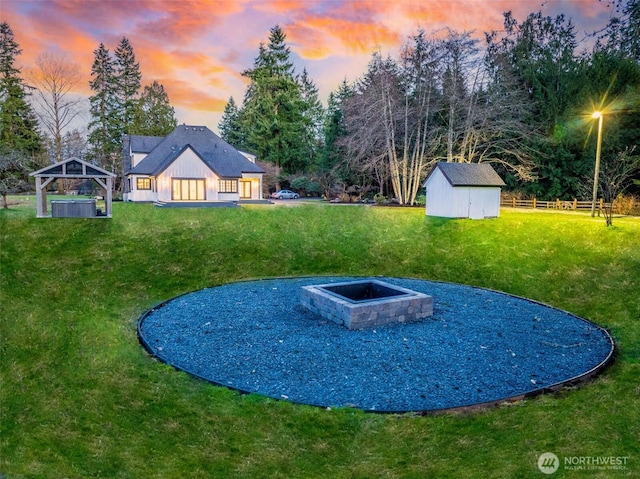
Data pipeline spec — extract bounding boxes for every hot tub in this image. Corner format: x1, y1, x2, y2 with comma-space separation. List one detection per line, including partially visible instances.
51, 199, 97, 218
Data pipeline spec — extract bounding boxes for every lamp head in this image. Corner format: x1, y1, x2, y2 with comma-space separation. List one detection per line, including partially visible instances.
592, 111, 602, 119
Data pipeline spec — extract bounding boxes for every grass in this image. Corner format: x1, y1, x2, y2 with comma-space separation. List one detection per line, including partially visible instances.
1, 197, 639, 478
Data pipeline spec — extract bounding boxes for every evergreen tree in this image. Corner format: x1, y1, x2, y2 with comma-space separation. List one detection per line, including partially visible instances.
240, 25, 308, 174
114, 37, 141, 134
131, 80, 177, 136
298, 68, 324, 167
320, 79, 352, 172
0, 21, 44, 157
603, 0, 640, 62
88, 42, 119, 170
218, 96, 244, 147
487, 11, 583, 198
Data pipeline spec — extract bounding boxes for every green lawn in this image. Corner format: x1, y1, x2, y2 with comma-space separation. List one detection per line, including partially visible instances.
1, 198, 639, 478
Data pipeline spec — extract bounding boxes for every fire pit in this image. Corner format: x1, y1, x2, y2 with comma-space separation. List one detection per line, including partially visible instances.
300, 279, 433, 329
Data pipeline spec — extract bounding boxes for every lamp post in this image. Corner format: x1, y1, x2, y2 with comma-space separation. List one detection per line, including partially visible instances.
591, 111, 604, 217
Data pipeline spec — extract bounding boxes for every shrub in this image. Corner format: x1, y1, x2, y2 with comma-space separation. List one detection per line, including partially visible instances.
374, 193, 387, 205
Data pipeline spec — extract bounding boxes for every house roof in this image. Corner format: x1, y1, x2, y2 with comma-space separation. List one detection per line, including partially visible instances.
130, 135, 164, 153
424, 162, 505, 187
128, 125, 264, 178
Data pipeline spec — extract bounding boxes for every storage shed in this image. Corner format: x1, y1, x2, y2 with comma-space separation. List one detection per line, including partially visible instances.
30, 158, 116, 218
424, 162, 505, 219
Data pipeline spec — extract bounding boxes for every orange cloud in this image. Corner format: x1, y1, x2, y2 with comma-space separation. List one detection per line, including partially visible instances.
287, 14, 401, 59
2, 0, 616, 132
166, 78, 228, 113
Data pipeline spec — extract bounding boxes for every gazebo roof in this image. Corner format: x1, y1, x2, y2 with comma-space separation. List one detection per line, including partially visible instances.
31, 157, 116, 178
30, 157, 116, 218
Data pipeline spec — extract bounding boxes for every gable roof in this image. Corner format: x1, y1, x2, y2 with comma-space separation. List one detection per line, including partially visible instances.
31, 157, 116, 178
128, 125, 264, 178
130, 135, 164, 153
424, 162, 505, 187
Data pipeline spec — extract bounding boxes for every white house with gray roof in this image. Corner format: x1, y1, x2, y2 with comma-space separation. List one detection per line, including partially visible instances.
123, 125, 264, 203
423, 162, 505, 219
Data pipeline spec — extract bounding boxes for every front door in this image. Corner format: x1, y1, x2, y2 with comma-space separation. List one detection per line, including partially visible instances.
240, 180, 252, 199
172, 179, 205, 201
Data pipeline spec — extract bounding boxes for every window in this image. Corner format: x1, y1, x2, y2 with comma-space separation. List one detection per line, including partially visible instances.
137, 178, 151, 190
219, 179, 238, 193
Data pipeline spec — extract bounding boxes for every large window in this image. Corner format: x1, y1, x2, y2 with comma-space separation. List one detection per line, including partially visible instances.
219, 179, 238, 193
137, 178, 151, 190
172, 179, 205, 200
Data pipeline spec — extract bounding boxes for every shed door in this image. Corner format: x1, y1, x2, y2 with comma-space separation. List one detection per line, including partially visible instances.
468, 188, 496, 219
468, 189, 483, 219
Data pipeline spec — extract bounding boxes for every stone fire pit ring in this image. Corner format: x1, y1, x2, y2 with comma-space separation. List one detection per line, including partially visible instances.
137, 276, 614, 413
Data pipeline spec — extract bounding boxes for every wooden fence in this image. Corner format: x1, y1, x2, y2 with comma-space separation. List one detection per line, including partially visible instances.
500, 197, 609, 212
501, 196, 640, 215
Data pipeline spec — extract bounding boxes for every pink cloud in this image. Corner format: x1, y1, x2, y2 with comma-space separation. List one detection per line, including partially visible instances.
2, 0, 618, 131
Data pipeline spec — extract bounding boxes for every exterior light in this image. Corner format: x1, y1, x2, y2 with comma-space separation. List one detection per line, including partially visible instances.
590, 111, 604, 217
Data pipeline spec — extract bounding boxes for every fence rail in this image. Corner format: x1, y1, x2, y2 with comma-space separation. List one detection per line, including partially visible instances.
500, 196, 640, 216
500, 197, 610, 212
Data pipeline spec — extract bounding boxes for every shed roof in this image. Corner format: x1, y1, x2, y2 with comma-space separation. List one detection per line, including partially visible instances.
424, 162, 505, 187
128, 125, 264, 178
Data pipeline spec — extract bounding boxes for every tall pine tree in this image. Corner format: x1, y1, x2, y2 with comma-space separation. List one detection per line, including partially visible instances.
0, 21, 44, 157
240, 25, 308, 175
88, 42, 119, 170
131, 80, 177, 136
218, 96, 245, 147
114, 37, 141, 135
298, 68, 324, 167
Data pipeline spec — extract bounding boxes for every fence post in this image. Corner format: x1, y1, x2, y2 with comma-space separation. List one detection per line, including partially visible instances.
512, 198, 516, 207
573, 198, 577, 210
533, 198, 537, 209
599, 198, 603, 216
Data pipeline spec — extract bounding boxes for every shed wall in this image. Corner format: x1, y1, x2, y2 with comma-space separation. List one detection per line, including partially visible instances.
425, 169, 463, 217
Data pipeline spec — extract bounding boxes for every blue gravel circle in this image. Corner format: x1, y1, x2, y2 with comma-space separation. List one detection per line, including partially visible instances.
137, 277, 614, 413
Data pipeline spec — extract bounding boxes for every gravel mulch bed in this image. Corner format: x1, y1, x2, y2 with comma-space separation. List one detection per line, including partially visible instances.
138, 277, 614, 413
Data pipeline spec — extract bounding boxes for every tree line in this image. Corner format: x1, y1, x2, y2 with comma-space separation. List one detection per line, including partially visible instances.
0, 23, 177, 202
220, 2, 639, 203
1, 0, 639, 207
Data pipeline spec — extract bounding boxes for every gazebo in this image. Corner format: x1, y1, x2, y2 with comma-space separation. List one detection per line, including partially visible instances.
30, 158, 117, 218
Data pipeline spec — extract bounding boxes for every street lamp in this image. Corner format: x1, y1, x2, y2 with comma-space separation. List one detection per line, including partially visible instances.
591, 111, 604, 217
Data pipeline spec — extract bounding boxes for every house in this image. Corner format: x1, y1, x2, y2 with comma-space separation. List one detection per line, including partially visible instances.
123, 125, 264, 203
423, 162, 505, 219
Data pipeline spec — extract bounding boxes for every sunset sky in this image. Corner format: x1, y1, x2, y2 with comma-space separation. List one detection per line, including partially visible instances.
2, 0, 614, 133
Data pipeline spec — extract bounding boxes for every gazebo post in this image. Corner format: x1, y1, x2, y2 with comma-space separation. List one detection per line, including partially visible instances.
35, 177, 44, 217
41, 186, 48, 217
106, 177, 113, 217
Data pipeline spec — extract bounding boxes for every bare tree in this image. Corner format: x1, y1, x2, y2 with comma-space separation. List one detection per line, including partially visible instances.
342, 35, 442, 205
0, 148, 30, 209
27, 51, 85, 165
598, 147, 640, 226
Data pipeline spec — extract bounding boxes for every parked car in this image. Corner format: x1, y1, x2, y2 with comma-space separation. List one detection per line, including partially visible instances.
271, 190, 299, 199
